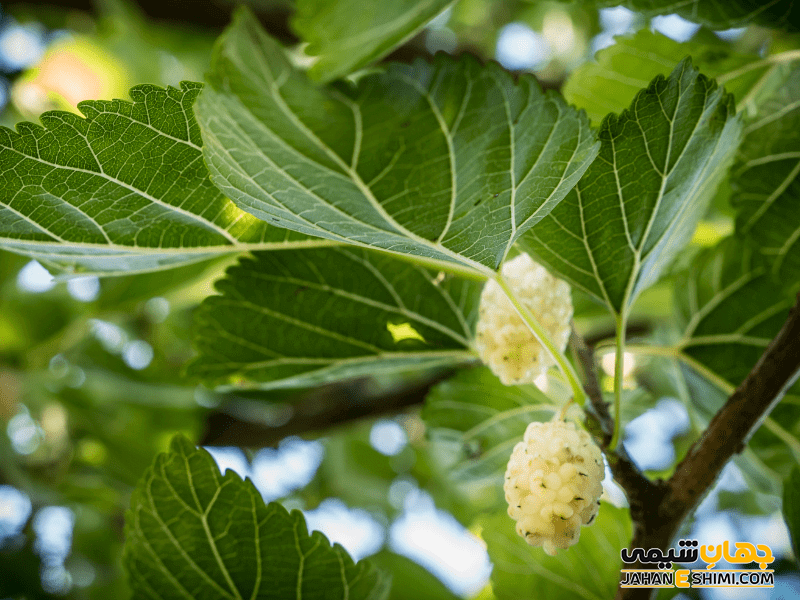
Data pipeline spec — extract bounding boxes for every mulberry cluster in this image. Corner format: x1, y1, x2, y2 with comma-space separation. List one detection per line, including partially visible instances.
504, 420, 604, 555
475, 253, 572, 385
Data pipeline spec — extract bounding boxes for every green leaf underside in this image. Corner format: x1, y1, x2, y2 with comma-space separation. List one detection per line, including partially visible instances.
422, 367, 556, 508
784, 468, 800, 561
124, 435, 389, 600
521, 58, 741, 314
603, 0, 800, 30
674, 239, 793, 388
0, 81, 330, 276
733, 68, 800, 284
564, 30, 790, 126
187, 247, 481, 389
483, 503, 632, 600
197, 8, 598, 278
292, 0, 456, 83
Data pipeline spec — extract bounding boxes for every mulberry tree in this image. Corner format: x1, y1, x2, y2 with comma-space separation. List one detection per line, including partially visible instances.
0, 1, 799, 599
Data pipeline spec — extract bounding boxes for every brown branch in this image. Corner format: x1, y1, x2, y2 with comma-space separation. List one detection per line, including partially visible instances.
200, 368, 459, 447
3, 0, 295, 38
616, 292, 800, 600
570, 328, 668, 542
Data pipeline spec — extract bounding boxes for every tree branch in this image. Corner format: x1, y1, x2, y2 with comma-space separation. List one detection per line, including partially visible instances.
3, 0, 297, 40
570, 328, 668, 544
200, 369, 458, 447
616, 292, 800, 600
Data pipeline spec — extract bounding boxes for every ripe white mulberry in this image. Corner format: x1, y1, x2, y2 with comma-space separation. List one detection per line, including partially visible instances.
504, 420, 604, 555
475, 253, 572, 385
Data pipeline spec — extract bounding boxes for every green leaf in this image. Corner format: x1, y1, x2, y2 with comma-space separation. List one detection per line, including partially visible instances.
187, 247, 481, 389
733, 68, 800, 285
603, 0, 800, 30
520, 58, 741, 314
368, 551, 459, 600
482, 502, 632, 600
672, 239, 800, 479
422, 367, 557, 512
293, 0, 456, 83
197, 8, 598, 278
564, 30, 794, 125
124, 435, 390, 600
674, 238, 792, 388
0, 81, 328, 276
784, 467, 800, 561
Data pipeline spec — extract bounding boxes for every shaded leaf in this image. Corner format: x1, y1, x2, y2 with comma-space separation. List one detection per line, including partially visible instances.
521, 58, 740, 314
673, 239, 800, 480
0, 82, 326, 276
674, 238, 792, 387
187, 247, 481, 389
197, 8, 598, 278
124, 435, 389, 600
564, 30, 793, 125
784, 467, 800, 561
733, 68, 800, 285
0, 523, 62, 600
603, 0, 799, 30
483, 503, 631, 600
422, 367, 557, 511
293, 0, 455, 83
368, 551, 459, 600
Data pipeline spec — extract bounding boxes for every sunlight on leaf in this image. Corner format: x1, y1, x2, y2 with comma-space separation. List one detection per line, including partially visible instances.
387, 322, 426, 344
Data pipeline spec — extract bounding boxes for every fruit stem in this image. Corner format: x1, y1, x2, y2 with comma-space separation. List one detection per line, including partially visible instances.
609, 313, 627, 450
495, 273, 586, 406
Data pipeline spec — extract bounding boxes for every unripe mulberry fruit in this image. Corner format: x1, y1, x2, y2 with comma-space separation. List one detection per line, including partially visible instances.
475, 253, 572, 385
504, 420, 604, 555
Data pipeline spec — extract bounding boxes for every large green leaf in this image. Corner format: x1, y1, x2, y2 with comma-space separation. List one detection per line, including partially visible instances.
422, 367, 557, 512
521, 58, 741, 314
564, 30, 793, 125
602, 0, 799, 30
0, 82, 327, 276
368, 551, 459, 600
673, 238, 793, 388
672, 238, 800, 478
124, 435, 390, 600
483, 503, 631, 600
197, 8, 598, 279
187, 247, 481, 389
733, 68, 800, 285
292, 0, 455, 83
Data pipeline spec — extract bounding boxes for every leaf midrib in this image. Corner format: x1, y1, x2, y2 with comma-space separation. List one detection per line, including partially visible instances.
221, 34, 499, 276
2, 144, 239, 243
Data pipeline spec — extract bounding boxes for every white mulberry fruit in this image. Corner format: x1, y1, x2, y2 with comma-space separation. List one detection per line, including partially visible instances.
504, 420, 604, 555
475, 253, 572, 385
